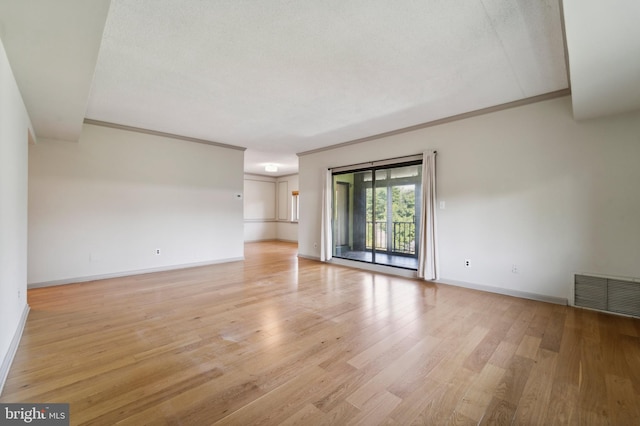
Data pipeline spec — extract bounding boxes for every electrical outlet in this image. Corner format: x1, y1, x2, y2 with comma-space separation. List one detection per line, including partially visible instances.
464, 259, 471, 267
155, 248, 161, 255
314, 242, 318, 249
512, 264, 519, 274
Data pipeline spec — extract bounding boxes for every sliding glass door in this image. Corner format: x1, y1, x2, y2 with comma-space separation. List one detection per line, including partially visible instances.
332, 160, 422, 269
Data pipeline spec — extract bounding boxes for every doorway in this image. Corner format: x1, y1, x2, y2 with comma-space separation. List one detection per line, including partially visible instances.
331, 159, 422, 270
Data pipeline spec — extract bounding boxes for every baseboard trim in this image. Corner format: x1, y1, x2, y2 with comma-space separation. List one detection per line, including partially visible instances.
294, 257, 567, 305
297, 254, 320, 261
434, 278, 568, 305
245, 239, 298, 243
27, 257, 245, 289
0, 304, 30, 396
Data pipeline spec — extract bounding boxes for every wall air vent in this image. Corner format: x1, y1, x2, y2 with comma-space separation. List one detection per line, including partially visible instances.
575, 274, 640, 317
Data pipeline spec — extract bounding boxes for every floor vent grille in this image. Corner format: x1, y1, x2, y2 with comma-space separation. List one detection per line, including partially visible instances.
575, 274, 640, 317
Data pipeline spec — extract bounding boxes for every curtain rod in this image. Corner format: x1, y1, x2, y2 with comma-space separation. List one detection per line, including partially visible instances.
327, 151, 435, 171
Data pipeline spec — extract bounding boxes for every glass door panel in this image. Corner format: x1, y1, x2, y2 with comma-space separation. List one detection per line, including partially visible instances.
332, 160, 421, 270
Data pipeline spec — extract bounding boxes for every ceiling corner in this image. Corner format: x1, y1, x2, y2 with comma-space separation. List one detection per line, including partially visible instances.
563, 0, 640, 120
0, 0, 112, 141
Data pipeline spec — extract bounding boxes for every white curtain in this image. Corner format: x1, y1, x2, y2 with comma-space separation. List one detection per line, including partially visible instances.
320, 168, 333, 261
418, 150, 438, 280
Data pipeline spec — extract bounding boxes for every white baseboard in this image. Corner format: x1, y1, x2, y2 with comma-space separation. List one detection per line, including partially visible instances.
297, 254, 320, 261
27, 257, 244, 289
295, 256, 566, 305
434, 277, 568, 305
0, 304, 30, 396
244, 238, 298, 243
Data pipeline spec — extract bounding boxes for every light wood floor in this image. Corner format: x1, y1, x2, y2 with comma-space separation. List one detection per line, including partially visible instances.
2, 242, 639, 425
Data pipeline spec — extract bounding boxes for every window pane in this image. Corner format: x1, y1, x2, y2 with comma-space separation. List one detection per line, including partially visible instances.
390, 165, 420, 179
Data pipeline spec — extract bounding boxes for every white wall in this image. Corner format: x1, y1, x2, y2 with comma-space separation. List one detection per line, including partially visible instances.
243, 174, 298, 242
244, 175, 277, 241
244, 221, 278, 242
276, 222, 298, 243
0, 37, 31, 390
299, 96, 640, 301
276, 174, 299, 242
28, 124, 245, 285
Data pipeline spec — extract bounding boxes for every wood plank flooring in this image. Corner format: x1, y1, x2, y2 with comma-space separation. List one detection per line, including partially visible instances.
2, 241, 639, 425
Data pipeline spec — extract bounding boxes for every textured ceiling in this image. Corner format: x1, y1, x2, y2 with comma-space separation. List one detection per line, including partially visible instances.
85, 0, 569, 175
2, 0, 573, 176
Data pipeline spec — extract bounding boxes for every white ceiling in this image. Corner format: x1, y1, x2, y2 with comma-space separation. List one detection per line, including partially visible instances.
86, 0, 569, 175
2, 1, 635, 176
0, 0, 110, 141
563, 0, 640, 120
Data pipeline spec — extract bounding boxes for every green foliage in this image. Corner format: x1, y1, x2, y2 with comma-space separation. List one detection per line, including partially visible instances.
366, 185, 415, 221
392, 185, 415, 223
365, 184, 416, 252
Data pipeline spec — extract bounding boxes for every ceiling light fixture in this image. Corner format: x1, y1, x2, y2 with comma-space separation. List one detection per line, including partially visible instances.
265, 164, 278, 173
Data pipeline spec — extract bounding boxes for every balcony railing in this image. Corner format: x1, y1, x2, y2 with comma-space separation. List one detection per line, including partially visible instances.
366, 221, 416, 255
